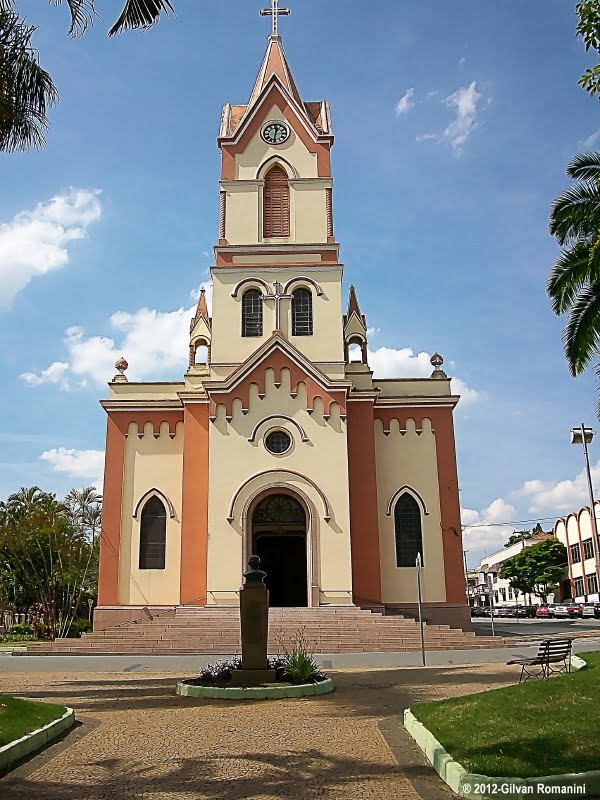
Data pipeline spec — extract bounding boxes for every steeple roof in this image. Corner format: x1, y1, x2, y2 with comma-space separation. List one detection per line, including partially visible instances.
347, 285, 362, 319
218, 35, 333, 140
248, 35, 303, 108
190, 288, 210, 331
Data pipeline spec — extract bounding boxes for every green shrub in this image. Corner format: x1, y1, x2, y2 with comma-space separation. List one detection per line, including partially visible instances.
275, 628, 325, 684
7, 623, 34, 636
65, 618, 92, 638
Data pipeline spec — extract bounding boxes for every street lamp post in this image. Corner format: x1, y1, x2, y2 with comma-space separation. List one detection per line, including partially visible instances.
570, 424, 600, 600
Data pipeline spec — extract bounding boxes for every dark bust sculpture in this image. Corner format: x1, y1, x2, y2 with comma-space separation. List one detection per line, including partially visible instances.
243, 555, 267, 584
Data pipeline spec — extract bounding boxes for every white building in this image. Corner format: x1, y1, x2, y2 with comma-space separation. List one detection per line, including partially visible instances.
471, 533, 557, 608
554, 503, 600, 602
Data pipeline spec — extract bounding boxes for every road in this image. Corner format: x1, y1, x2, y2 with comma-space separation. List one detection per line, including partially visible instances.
473, 616, 600, 638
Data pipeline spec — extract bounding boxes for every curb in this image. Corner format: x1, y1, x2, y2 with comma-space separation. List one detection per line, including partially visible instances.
404, 656, 596, 799
0, 706, 75, 773
177, 677, 334, 700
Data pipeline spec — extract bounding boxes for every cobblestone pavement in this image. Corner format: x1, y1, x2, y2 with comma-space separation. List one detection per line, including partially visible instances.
0, 663, 516, 800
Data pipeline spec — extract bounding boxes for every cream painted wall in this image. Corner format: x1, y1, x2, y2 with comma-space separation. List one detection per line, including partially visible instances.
235, 105, 318, 180
210, 267, 345, 369
206, 370, 352, 606
119, 421, 184, 605
374, 417, 447, 604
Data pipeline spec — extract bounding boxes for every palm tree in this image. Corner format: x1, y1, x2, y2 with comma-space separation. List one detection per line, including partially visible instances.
0, 0, 175, 151
547, 152, 600, 386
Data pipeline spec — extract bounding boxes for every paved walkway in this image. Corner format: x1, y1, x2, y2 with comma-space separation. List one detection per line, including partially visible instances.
0, 663, 518, 800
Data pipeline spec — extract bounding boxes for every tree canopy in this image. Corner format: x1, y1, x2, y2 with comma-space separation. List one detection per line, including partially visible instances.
499, 539, 568, 602
577, 1, 600, 98
0, 485, 101, 638
0, 0, 175, 152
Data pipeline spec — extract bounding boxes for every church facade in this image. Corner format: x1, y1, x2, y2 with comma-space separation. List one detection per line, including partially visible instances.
96, 26, 470, 632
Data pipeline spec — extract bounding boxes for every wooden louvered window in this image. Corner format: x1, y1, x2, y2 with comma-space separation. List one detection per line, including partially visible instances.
292, 288, 313, 336
263, 165, 290, 238
242, 289, 263, 337
139, 496, 167, 570
394, 493, 423, 568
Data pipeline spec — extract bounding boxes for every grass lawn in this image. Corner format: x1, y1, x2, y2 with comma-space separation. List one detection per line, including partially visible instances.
0, 695, 67, 748
411, 651, 600, 779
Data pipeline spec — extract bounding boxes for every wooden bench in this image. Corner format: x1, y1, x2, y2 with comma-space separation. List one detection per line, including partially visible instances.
507, 638, 573, 683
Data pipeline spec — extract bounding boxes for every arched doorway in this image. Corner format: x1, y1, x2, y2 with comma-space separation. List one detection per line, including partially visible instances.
251, 494, 308, 607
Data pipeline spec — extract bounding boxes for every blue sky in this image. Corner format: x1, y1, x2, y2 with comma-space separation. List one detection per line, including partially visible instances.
1, 0, 599, 566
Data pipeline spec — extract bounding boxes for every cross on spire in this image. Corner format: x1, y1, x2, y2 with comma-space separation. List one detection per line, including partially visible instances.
259, 0, 291, 37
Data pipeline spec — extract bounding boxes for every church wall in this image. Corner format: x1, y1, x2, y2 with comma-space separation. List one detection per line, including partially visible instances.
234, 104, 318, 181
118, 421, 184, 606
206, 369, 353, 606
374, 417, 447, 605
210, 267, 345, 367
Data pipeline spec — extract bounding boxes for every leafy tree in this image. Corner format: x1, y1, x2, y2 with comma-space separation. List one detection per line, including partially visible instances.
577, 1, 600, 98
0, 0, 175, 152
0, 486, 101, 638
504, 529, 533, 548
500, 539, 568, 603
547, 152, 600, 410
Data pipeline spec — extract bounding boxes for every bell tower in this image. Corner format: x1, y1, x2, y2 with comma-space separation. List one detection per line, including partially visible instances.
205, 2, 345, 377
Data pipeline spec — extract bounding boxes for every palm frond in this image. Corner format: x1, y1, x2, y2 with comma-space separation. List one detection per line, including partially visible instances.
0, 9, 59, 152
568, 151, 600, 185
49, 1, 96, 37
563, 281, 600, 375
108, 0, 175, 37
547, 240, 598, 315
549, 181, 600, 246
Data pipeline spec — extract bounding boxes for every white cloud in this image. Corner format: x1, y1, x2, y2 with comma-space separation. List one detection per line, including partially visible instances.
580, 128, 600, 149
462, 498, 519, 561
512, 460, 600, 515
395, 88, 415, 116
0, 189, 102, 309
368, 345, 481, 407
21, 283, 212, 388
417, 81, 483, 155
458, 57, 467, 66
20, 361, 70, 389
40, 448, 105, 490
443, 81, 482, 154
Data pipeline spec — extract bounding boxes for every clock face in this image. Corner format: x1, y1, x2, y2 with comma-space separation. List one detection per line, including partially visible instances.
261, 122, 290, 145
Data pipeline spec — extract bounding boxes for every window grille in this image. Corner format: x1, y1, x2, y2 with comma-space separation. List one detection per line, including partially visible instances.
242, 290, 263, 337
394, 493, 423, 568
583, 539, 595, 561
292, 288, 313, 336
570, 543, 581, 564
587, 573, 599, 595
574, 576, 585, 597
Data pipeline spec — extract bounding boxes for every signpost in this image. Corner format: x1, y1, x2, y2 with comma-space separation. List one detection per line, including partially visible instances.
416, 553, 426, 666
487, 573, 496, 637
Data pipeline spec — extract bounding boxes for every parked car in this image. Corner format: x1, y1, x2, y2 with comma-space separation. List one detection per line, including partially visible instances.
471, 607, 487, 617
582, 603, 600, 619
552, 602, 583, 618
536, 605, 551, 618
514, 605, 536, 618
496, 607, 513, 617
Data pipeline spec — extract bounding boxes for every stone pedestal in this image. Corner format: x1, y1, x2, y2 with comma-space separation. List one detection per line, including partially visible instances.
235, 558, 276, 686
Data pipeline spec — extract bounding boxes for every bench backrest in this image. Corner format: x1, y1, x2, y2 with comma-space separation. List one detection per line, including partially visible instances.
536, 638, 572, 660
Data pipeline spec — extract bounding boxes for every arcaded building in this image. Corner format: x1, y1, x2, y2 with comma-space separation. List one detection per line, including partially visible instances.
96, 21, 469, 632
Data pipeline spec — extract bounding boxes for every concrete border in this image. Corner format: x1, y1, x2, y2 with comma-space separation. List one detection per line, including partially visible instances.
404, 655, 595, 799
176, 677, 334, 700
0, 706, 75, 773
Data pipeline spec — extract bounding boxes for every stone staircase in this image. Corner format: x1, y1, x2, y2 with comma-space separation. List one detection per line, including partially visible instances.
20, 606, 511, 655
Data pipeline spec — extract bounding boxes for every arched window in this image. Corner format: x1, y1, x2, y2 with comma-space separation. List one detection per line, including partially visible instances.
394, 493, 423, 568
263, 165, 290, 238
242, 289, 263, 337
292, 288, 313, 336
139, 496, 167, 570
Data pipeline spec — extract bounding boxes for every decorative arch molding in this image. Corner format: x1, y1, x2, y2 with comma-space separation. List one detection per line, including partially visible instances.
385, 485, 430, 518
248, 415, 309, 444
231, 278, 272, 299
283, 277, 324, 296
227, 469, 332, 523
133, 488, 176, 521
257, 155, 299, 180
